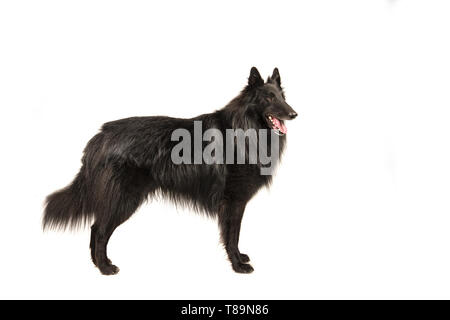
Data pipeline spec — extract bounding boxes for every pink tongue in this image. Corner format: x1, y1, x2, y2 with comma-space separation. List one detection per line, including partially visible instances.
272, 117, 287, 134
279, 122, 287, 134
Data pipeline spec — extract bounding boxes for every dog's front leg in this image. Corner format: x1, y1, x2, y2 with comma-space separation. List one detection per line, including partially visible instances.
218, 200, 253, 273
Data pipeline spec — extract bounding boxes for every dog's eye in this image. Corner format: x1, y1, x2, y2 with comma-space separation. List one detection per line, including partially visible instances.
266, 94, 274, 102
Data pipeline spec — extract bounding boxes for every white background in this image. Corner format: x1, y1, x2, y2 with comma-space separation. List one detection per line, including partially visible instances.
1, 0, 450, 299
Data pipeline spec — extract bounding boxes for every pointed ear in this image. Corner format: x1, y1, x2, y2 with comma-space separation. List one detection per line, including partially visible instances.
270, 67, 281, 88
248, 67, 264, 88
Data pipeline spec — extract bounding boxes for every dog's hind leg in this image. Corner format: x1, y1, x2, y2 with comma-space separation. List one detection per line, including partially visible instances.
89, 223, 113, 266
90, 220, 117, 274
90, 190, 145, 275
219, 200, 253, 273
90, 224, 99, 265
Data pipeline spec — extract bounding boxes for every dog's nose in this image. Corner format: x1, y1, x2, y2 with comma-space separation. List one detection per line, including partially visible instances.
288, 112, 298, 119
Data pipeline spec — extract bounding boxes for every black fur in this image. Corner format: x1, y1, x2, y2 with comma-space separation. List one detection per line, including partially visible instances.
43, 67, 297, 275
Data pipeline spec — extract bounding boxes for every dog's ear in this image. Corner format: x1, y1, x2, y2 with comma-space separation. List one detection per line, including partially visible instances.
248, 67, 264, 88
269, 67, 281, 88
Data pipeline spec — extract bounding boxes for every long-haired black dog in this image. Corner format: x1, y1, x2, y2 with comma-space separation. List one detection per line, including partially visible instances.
43, 67, 297, 275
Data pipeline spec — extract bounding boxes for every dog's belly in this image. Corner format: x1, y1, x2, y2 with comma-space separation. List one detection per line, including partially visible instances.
150, 162, 226, 216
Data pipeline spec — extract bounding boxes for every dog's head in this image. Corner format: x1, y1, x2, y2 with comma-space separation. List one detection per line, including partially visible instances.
246, 67, 297, 136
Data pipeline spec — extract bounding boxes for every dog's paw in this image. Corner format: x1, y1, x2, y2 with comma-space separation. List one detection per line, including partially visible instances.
239, 253, 250, 263
98, 263, 120, 275
232, 262, 254, 274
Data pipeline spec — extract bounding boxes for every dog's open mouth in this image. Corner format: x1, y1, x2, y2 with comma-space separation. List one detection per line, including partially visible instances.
266, 115, 287, 136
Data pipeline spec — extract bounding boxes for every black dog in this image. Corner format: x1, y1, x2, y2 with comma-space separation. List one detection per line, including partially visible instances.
43, 67, 297, 275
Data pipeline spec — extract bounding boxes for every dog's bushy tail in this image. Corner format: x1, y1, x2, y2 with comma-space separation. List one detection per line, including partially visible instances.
43, 170, 92, 230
